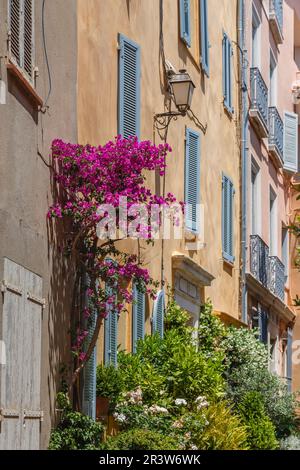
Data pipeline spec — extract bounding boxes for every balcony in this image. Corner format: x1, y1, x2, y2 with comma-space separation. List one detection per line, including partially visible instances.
250, 235, 269, 288
269, 256, 285, 301
269, 0, 283, 44
250, 68, 269, 138
268, 107, 284, 167
250, 235, 285, 302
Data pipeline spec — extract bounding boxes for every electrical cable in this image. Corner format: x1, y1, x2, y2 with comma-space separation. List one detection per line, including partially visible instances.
41, 0, 52, 110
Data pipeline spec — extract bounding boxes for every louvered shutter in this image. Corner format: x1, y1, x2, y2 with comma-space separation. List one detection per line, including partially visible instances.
82, 273, 96, 420
118, 34, 140, 139
223, 33, 233, 113
9, 0, 34, 81
200, 0, 209, 76
222, 174, 235, 263
258, 306, 268, 344
9, 0, 21, 66
283, 112, 298, 172
104, 285, 118, 367
180, 0, 191, 47
185, 128, 200, 232
286, 327, 293, 392
152, 290, 165, 338
132, 284, 145, 353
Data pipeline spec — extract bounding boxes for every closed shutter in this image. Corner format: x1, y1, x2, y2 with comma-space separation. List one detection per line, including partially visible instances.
185, 128, 200, 232
223, 33, 233, 113
283, 112, 298, 172
9, 0, 34, 81
180, 0, 191, 47
258, 306, 268, 344
286, 327, 293, 392
118, 34, 140, 139
132, 284, 145, 353
152, 290, 165, 339
200, 0, 209, 76
104, 285, 118, 367
222, 174, 235, 263
82, 274, 96, 420
0, 259, 43, 450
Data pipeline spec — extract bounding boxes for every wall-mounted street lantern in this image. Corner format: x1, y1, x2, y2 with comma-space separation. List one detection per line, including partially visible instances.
168, 70, 195, 115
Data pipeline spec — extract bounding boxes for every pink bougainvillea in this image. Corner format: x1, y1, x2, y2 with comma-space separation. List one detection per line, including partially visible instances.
48, 136, 180, 382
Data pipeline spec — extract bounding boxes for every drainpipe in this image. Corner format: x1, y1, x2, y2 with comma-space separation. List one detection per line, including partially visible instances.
238, 0, 249, 324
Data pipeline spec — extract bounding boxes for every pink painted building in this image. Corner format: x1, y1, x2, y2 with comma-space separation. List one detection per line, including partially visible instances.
244, 0, 300, 389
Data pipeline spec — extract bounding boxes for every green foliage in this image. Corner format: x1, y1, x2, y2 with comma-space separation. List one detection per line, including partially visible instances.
195, 401, 249, 450
96, 364, 124, 406
238, 392, 278, 450
164, 298, 191, 337
103, 428, 179, 450
49, 394, 103, 450
198, 301, 227, 355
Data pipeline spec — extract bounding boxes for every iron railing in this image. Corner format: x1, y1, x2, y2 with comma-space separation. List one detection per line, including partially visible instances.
269, 255, 285, 301
250, 68, 269, 132
268, 107, 284, 164
250, 235, 269, 288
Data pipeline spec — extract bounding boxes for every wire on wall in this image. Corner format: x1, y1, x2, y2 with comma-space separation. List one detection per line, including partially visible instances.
41, 0, 52, 111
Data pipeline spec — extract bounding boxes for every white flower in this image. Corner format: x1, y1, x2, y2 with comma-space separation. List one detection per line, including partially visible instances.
113, 412, 127, 423
190, 444, 198, 450
126, 387, 143, 405
175, 398, 187, 406
172, 419, 184, 429
195, 395, 209, 409
148, 404, 169, 415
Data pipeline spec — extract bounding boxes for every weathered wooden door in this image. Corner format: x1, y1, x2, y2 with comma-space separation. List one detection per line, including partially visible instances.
0, 259, 44, 450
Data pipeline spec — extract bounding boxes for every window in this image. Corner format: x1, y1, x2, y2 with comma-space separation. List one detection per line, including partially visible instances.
179, 0, 191, 47
269, 50, 277, 106
185, 128, 200, 232
251, 160, 260, 235
118, 34, 140, 139
200, 0, 209, 76
269, 187, 277, 256
281, 226, 289, 284
252, 5, 261, 68
9, 0, 35, 83
152, 290, 165, 338
104, 286, 118, 367
283, 111, 299, 172
222, 174, 235, 263
132, 283, 145, 353
222, 32, 233, 114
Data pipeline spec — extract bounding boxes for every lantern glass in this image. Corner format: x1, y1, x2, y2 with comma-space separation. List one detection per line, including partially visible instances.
169, 70, 195, 114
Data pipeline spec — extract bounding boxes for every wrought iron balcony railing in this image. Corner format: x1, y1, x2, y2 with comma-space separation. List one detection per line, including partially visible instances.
250, 235, 269, 288
269, 255, 285, 301
250, 68, 269, 138
268, 107, 284, 167
269, 0, 283, 44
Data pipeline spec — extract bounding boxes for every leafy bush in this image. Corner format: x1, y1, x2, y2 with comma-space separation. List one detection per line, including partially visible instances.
280, 434, 300, 450
103, 428, 179, 450
238, 392, 278, 450
48, 394, 103, 450
198, 301, 227, 356
164, 298, 191, 337
194, 401, 249, 450
96, 364, 124, 406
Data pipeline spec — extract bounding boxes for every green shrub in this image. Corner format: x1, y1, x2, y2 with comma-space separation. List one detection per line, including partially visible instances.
195, 401, 249, 450
280, 434, 300, 450
48, 392, 103, 450
164, 298, 191, 337
103, 428, 179, 450
198, 301, 227, 355
238, 392, 278, 450
96, 364, 124, 406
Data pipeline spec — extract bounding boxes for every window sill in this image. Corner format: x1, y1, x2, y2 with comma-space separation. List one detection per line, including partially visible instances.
223, 256, 235, 268
7, 62, 43, 109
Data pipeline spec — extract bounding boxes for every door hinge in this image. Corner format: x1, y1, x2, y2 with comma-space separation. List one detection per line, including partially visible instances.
23, 410, 44, 422
1, 280, 23, 296
26, 291, 46, 308
0, 408, 20, 421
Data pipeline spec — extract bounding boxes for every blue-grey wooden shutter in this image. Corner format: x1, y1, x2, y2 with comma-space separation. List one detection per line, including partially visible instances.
104, 285, 118, 367
118, 34, 140, 139
9, 0, 21, 66
132, 284, 145, 353
258, 306, 268, 344
222, 174, 235, 263
283, 112, 298, 172
185, 128, 200, 232
200, 0, 209, 76
286, 327, 293, 392
180, 0, 191, 47
152, 290, 165, 338
282, 227, 289, 282
83, 273, 96, 420
223, 33, 233, 113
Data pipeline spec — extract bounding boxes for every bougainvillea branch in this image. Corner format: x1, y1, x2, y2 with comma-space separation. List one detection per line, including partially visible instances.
47, 136, 180, 391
